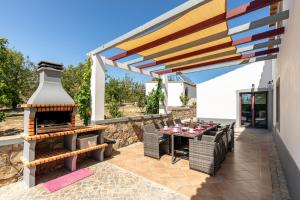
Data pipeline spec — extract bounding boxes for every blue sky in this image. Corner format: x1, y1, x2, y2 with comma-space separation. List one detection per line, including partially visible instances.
0, 0, 269, 83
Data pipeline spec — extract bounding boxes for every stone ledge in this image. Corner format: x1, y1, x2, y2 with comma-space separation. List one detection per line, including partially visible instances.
168, 106, 191, 111
93, 113, 171, 125
197, 117, 236, 126
0, 135, 23, 147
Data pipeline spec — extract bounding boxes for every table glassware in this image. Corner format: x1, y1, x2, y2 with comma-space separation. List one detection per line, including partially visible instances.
181, 127, 188, 132
173, 127, 179, 132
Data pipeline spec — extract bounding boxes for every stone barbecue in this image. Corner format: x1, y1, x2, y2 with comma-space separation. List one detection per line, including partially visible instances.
18, 61, 107, 187
21, 61, 77, 135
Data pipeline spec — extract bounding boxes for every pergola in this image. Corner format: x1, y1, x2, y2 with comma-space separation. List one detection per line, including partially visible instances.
88, 0, 289, 124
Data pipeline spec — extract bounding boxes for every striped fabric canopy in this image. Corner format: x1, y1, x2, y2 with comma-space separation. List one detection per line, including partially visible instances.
90, 0, 288, 76
116, 0, 236, 63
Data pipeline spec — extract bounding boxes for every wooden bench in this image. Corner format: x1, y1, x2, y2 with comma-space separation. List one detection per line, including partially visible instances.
21, 143, 108, 168
21, 125, 108, 141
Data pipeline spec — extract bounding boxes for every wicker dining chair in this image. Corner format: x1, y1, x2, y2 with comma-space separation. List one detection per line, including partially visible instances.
166, 120, 175, 127
220, 125, 229, 161
174, 118, 182, 125
143, 124, 170, 159
228, 122, 236, 152
169, 119, 184, 147
189, 130, 224, 176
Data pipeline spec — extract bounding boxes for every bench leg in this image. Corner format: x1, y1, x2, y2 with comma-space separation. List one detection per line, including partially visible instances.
24, 166, 36, 187
23, 140, 36, 162
64, 134, 77, 151
93, 130, 105, 161
64, 155, 78, 171
92, 149, 104, 161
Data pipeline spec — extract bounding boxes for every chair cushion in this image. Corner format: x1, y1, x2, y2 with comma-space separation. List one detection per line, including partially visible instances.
174, 119, 182, 125
175, 149, 189, 156
159, 134, 169, 143
166, 120, 175, 127
204, 131, 217, 136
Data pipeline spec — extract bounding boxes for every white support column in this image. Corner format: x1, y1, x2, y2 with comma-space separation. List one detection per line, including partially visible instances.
91, 54, 105, 123
159, 75, 169, 114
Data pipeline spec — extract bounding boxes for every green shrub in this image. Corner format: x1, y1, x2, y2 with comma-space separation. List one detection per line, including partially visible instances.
179, 93, 190, 106
76, 58, 91, 125
108, 99, 122, 118
137, 93, 146, 112
0, 111, 6, 122
191, 101, 196, 108
145, 79, 165, 114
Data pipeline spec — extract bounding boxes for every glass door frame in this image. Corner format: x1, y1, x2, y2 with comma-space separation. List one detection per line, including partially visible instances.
240, 93, 253, 128
240, 91, 268, 129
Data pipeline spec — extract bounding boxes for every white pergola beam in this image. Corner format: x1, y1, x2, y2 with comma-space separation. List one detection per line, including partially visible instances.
228, 10, 289, 35
144, 65, 166, 72
100, 56, 160, 78
89, 0, 209, 55
164, 39, 281, 69
159, 75, 169, 114
180, 54, 277, 74
123, 57, 145, 65
236, 38, 281, 53
91, 54, 106, 123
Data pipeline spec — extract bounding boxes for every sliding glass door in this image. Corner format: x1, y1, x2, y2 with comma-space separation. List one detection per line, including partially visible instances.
241, 93, 253, 127
254, 93, 268, 128
240, 92, 268, 129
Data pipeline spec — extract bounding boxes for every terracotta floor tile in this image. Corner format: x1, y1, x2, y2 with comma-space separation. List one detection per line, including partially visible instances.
107, 128, 274, 199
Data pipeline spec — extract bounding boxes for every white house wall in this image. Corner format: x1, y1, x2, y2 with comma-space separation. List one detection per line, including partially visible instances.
167, 83, 184, 106
196, 61, 272, 120
184, 83, 197, 98
145, 82, 158, 96
272, 0, 300, 199
146, 82, 196, 107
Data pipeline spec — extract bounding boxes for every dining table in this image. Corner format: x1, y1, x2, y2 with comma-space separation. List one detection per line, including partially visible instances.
160, 123, 219, 164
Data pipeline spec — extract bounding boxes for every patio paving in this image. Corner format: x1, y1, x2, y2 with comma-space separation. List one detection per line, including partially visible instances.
0, 161, 187, 200
108, 127, 274, 200
0, 127, 279, 200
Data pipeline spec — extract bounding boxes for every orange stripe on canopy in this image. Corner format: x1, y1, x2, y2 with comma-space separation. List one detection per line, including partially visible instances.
116, 0, 236, 61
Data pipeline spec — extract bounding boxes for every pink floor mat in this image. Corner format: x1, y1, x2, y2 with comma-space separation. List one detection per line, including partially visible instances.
42, 168, 93, 193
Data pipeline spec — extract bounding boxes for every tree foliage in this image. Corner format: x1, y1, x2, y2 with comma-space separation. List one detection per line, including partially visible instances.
0, 38, 37, 122
179, 93, 190, 106
75, 58, 91, 125
145, 79, 165, 114
0, 38, 148, 122
62, 63, 86, 98
105, 77, 124, 103
107, 98, 123, 118
105, 75, 145, 118
136, 85, 146, 112
105, 75, 145, 103
0, 111, 5, 122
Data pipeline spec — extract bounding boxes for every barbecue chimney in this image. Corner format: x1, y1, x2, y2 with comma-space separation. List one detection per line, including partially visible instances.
27, 61, 74, 104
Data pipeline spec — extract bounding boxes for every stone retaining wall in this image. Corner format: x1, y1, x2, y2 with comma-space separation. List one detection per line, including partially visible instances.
96, 107, 195, 149
170, 107, 196, 120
